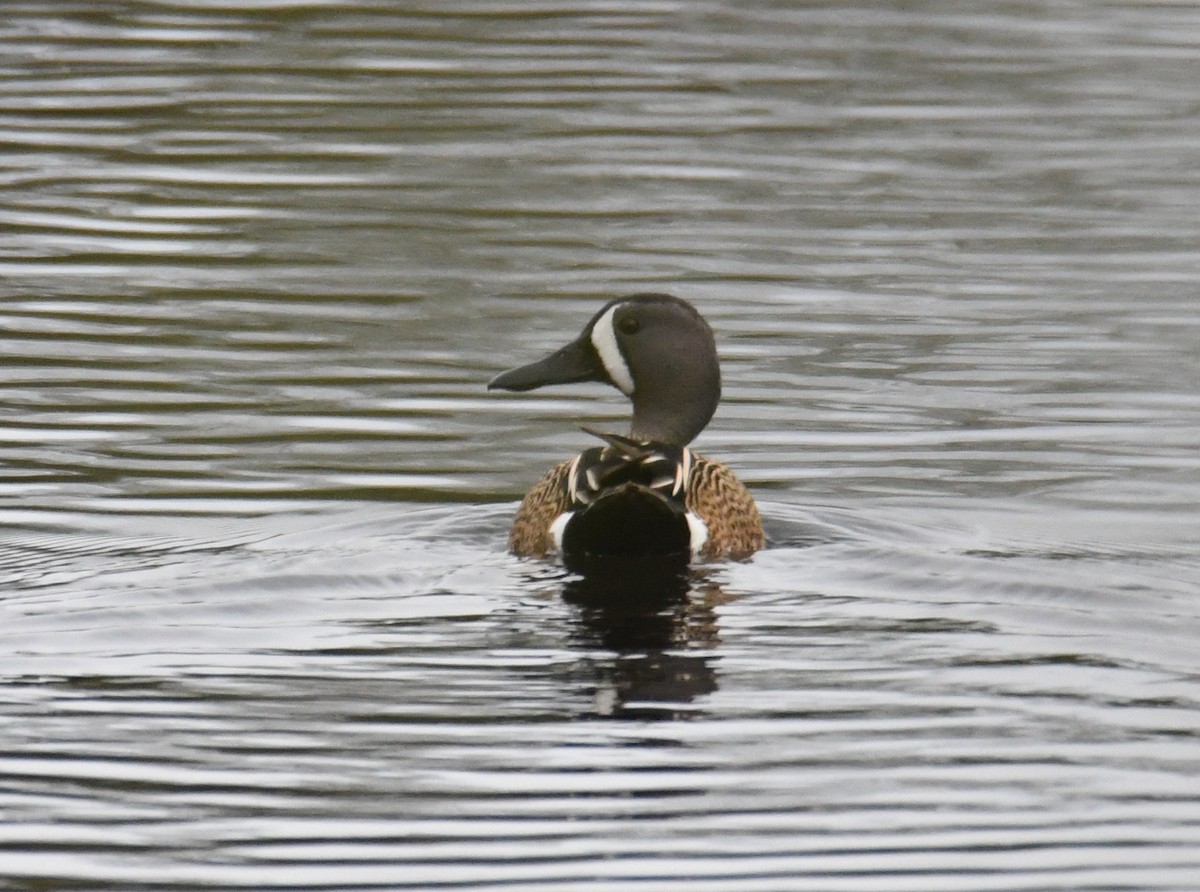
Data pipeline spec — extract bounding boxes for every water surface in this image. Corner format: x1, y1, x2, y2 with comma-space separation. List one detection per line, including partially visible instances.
1, 2, 1198, 890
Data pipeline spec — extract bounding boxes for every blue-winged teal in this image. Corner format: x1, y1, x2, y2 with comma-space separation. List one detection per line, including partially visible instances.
489, 293, 763, 561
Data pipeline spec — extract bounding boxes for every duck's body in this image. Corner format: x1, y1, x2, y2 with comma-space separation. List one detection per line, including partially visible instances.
508, 440, 761, 560
489, 293, 763, 562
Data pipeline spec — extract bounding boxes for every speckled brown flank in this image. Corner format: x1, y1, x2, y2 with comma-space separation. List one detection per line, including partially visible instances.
507, 453, 762, 560
685, 454, 764, 560
507, 459, 572, 557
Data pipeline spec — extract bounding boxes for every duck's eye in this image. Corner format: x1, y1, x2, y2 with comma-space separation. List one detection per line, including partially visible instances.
617, 316, 641, 335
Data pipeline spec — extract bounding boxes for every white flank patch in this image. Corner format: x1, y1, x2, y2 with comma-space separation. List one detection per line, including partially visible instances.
549, 511, 574, 551
686, 512, 709, 555
589, 303, 635, 395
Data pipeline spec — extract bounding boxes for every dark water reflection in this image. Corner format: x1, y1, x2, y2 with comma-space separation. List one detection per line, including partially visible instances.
2, 1, 1200, 890
562, 557, 721, 719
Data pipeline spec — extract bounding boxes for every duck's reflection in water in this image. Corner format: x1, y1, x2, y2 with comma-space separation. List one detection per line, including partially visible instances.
561, 554, 723, 720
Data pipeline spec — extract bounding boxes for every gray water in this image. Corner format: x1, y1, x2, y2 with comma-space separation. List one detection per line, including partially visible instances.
2, 2, 1199, 889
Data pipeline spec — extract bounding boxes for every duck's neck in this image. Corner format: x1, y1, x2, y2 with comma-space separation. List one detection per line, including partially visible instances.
629, 381, 718, 446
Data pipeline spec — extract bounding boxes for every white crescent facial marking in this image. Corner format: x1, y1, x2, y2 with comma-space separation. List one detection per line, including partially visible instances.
589, 303, 635, 396
686, 511, 708, 555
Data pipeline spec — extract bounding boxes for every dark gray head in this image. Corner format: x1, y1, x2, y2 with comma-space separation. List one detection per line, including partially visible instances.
488, 293, 721, 446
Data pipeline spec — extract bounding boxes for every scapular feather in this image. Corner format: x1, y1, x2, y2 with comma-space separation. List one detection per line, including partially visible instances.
568, 428, 692, 508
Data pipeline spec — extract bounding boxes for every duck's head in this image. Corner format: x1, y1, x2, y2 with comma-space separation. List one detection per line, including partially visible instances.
488, 293, 721, 446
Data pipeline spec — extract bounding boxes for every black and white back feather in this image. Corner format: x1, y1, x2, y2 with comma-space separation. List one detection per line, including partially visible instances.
550, 428, 706, 557
566, 428, 692, 507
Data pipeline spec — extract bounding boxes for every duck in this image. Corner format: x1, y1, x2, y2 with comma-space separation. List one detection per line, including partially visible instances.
488, 292, 763, 562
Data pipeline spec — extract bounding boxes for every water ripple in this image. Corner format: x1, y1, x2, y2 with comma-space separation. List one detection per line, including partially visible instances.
0, 1, 1198, 890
